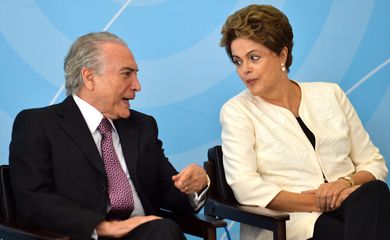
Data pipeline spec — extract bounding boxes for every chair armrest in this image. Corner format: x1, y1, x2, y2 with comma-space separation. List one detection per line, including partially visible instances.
0, 220, 69, 240
204, 199, 289, 231
159, 209, 226, 238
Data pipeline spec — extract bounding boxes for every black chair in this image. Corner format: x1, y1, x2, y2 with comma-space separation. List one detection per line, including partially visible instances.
204, 145, 290, 240
0, 165, 226, 240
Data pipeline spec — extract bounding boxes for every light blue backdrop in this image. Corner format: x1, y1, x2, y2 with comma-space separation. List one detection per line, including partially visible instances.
1, 0, 389, 239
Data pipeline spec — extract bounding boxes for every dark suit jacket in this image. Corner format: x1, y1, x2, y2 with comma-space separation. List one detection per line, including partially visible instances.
9, 96, 193, 240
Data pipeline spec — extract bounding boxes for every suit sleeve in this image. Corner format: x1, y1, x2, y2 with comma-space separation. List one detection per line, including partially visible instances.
148, 116, 195, 213
9, 110, 105, 240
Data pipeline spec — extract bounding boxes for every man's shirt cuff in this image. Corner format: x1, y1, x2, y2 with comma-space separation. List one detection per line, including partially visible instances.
188, 175, 210, 210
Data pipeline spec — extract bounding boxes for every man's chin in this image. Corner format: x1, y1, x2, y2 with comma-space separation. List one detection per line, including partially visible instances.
119, 110, 131, 119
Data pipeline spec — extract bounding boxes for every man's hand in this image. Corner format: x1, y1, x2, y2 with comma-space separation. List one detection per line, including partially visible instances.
172, 163, 208, 194
96, 215, 161, 238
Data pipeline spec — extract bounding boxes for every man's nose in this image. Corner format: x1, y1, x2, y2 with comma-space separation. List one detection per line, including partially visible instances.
132, 75, 141, 92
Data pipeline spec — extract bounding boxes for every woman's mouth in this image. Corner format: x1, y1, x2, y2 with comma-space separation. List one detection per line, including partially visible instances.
246, 78, 257, 85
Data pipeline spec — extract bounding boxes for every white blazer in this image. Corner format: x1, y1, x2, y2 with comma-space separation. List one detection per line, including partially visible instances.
220, 82, 387, 240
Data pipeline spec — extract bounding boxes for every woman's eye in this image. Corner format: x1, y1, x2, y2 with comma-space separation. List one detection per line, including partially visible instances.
233, 58, 242, 66
250, 55, 260, 61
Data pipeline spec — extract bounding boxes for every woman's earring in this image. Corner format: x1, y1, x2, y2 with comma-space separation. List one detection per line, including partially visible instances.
281, 63, 286, 72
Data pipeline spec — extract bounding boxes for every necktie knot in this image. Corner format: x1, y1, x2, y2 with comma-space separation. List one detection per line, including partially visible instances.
98, 117, 112, 136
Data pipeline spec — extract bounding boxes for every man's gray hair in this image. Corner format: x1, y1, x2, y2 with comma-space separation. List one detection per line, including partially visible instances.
64, 31, 127, 95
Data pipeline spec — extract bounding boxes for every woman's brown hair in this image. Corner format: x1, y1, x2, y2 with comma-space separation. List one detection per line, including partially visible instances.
220, 4, 294, 72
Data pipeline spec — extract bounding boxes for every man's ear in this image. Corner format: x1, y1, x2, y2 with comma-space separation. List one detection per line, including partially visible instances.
81, 67, 95, 91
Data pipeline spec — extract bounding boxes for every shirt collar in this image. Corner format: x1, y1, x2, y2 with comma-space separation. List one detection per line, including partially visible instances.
72, 94, 116, 134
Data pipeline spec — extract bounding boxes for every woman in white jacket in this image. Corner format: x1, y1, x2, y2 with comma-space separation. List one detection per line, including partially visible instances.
219, 4, 390, 240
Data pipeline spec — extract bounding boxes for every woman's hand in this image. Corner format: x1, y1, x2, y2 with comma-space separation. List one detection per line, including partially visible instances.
302, 179, 352, 212
334, 185, 361, 209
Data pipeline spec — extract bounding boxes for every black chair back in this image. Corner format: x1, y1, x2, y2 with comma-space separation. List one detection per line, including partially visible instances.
206, 145, 238, 204
0, 165, 15, 223
204, 146, 289, 240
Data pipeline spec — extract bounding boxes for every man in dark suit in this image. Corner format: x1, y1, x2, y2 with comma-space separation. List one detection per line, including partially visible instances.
9, 32, 209, 240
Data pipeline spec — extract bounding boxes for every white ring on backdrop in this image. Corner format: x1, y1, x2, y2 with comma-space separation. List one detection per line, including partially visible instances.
111, 0, 166, 7
220, 220, 235, 240
50, 84, 65, 105
346, 58, 390, 95
0, 0, 69, 87
293, 0, 374, 84
103, 0, 133, 31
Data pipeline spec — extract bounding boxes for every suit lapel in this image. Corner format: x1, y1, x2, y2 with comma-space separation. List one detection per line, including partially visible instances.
56, 96, 105, 175
115, 118, 157, 213
114, 119, 139, 180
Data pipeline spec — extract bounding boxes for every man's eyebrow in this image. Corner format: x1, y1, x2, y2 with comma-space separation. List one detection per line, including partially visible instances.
121, 67, 139, 72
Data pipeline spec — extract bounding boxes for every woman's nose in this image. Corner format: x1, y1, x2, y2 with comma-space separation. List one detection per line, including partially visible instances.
242, 61, 253, 74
